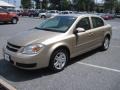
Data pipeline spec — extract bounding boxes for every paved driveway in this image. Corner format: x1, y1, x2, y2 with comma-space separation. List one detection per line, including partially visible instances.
0, 18, 120, 90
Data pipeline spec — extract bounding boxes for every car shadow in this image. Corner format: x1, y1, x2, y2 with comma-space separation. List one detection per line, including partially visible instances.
0, 48, 102, 82
68, 48, 102, 66
0, 22, 12, 25
0, 59, 55, 82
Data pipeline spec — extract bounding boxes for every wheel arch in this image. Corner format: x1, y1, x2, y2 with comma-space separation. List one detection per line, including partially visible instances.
49, 43, 71, 61
12, 17, 18, 21
48, 44, 70, 72
104, 33, 111, 40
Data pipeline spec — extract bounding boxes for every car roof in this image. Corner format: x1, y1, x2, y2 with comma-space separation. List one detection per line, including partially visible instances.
56, 14, 100, 18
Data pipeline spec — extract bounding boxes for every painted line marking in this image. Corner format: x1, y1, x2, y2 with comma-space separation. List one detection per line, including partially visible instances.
111, 46, 120, 48
0, 79, 16, 90
77, 62, 120, 73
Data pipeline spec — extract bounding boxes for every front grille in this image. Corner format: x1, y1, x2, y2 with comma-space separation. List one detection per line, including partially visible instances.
16, 62, 37, 68
6, 42, 21, 52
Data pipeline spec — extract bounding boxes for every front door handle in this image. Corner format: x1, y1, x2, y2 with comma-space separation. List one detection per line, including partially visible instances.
88, 33, 94, 36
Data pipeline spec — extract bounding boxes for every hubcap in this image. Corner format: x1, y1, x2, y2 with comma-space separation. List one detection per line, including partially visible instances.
13, 19, 17, 24
54, 52, 66, 70
104, 38, 109, 49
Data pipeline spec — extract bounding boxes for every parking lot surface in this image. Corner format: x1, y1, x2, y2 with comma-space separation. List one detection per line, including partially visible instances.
0, 18, 120, 90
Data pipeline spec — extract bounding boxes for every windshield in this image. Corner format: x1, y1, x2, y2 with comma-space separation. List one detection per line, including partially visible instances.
36, 16, 77, 33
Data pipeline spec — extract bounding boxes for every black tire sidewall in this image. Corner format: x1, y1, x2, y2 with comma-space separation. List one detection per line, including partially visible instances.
102, 37, 110, 50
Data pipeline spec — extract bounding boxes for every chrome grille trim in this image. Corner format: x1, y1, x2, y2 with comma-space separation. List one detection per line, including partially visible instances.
6, 42, 21, 52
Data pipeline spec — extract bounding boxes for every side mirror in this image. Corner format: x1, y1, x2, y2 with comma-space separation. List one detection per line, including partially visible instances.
6, 11, 9, 14
73, 28, 85, 34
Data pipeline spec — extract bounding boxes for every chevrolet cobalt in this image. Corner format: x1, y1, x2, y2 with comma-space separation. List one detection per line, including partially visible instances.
3, 14, 112, 72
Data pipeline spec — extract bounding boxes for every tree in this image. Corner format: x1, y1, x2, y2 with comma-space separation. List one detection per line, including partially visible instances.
34, 0, 48, 9
115, 0, 120, 13
85, 0, 95, 11
73, 0, 95, 11
49, 0, 60, 10
21, 0, 31, 9
42, 0, 48, 9
104, 0, 118, 13
60, 0, 70, 10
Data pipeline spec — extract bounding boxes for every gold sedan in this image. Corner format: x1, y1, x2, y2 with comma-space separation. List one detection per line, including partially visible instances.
3, 14, 112, 72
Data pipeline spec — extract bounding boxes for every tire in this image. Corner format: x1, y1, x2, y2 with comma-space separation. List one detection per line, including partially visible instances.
30, 15, 34, 17
101, 36, 110, 50
41, 15, 46, 18
11, 18, 18, 24
49, 48, 69, 72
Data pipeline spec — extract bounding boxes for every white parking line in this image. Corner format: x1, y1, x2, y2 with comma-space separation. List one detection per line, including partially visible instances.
111, 46, 120, 48
0, 79, 16, 90
77, 62, 120, 73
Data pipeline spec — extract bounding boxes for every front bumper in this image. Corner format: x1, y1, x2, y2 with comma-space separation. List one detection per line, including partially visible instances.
3, 46, 50, 70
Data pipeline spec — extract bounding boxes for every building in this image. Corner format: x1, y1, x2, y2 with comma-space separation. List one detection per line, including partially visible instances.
0, 0, 15, 9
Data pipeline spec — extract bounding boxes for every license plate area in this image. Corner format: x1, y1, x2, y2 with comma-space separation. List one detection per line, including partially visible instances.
4, 54, 10, 61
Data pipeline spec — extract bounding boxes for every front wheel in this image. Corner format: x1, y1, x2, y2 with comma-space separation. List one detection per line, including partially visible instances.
41, 15, 46, 19
49, 48, 69, 72
101, 36, 110, 50
11, 18, 18, 24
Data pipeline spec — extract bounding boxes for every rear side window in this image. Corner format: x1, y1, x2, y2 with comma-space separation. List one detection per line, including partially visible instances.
92, 17, 104, 28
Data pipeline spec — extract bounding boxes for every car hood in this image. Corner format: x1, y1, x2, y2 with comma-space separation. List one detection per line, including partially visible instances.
8, 29, 62, 46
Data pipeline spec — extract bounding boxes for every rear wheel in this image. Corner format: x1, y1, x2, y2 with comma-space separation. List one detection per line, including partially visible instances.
11, 18, 18, 24
49, 48, 69, 72
30, 15, 34, 17
101, 36, 110, 50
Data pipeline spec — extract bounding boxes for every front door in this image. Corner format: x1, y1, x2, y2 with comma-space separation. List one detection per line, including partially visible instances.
73, 17, 95, 55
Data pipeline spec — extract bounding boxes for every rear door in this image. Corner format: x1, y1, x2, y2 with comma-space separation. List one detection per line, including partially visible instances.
90, 17, 105, 47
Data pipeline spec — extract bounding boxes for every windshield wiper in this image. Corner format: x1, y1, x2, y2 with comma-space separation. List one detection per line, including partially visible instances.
34, 27, 64, 33
35, 27, 53, 31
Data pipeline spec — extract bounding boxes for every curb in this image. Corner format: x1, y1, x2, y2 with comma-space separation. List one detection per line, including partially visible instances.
0, 79, 16, 90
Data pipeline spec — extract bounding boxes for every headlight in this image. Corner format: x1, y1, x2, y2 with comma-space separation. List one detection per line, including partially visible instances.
21, 44, 44, 55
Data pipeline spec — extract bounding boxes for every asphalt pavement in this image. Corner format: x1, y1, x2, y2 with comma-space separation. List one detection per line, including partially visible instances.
0, 18, 120, 90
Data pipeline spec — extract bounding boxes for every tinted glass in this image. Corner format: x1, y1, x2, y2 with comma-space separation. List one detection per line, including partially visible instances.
92, 17, 104, 28
77, 17, 91, 30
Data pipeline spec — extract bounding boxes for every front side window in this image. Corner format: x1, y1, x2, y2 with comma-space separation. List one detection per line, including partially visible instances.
36, 16, 77, 33
92, 17, 104, 28
77, 17, 91, 30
